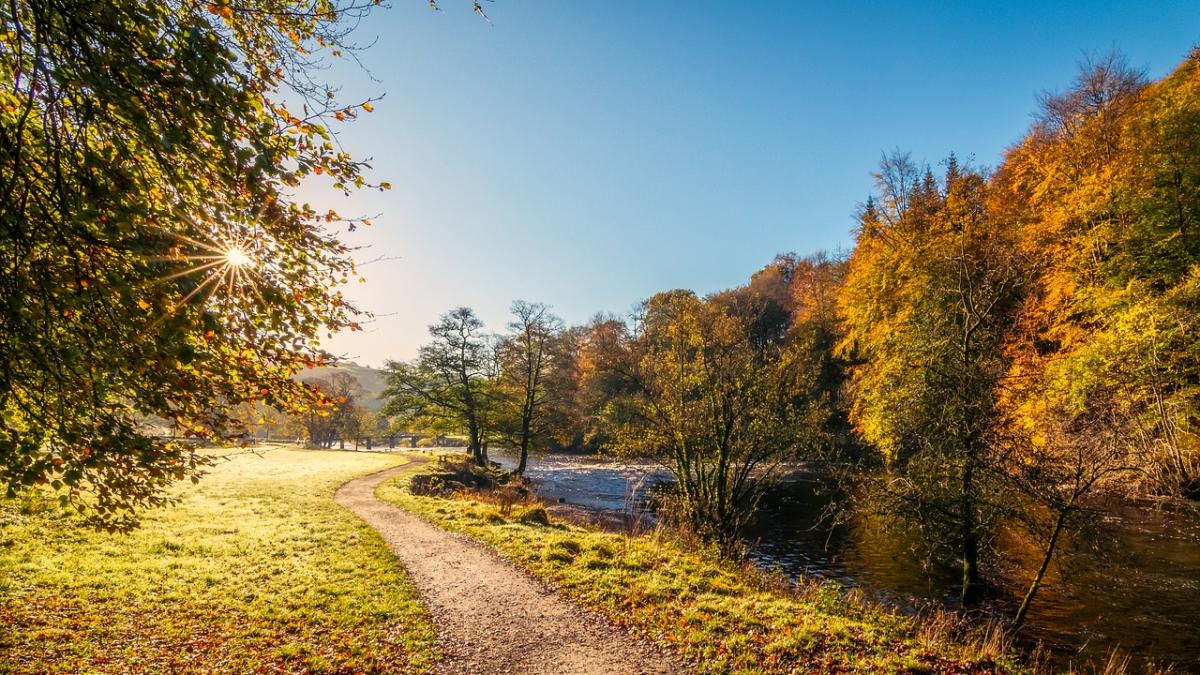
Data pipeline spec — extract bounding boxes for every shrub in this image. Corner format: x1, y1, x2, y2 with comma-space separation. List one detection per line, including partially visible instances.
411, 458, 501, 497
517, 506, 550, 526
409, 474, 445, 496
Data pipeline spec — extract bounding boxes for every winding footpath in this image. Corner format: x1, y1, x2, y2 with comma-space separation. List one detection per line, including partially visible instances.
334, 460, 682, 675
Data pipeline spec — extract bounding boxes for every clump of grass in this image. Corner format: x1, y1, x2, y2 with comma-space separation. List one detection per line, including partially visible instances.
587, 541, 616, 558
413, 458, 537, 524
516, 506, 550, 526
377, 457, 1029, 674
553, 539, 582, 554
468, 487, 533, 518
1088, 650, 1132, 675
964, 618, 1014, 667
1060, 648, 1177, 675
0, 447, 438, 674
543, 549, 575, 564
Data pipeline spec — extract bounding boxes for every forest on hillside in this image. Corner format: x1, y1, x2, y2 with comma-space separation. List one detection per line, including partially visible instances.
375, 51, 1200, 629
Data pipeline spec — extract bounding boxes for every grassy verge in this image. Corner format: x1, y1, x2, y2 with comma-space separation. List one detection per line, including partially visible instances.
0, 446, 437, 674
377, 456, 1023, 675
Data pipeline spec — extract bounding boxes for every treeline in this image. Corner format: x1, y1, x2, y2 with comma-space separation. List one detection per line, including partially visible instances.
379, 52, 1200, 625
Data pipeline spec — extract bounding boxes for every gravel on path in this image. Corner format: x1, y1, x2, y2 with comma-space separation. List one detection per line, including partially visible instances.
335, 461, 684, 675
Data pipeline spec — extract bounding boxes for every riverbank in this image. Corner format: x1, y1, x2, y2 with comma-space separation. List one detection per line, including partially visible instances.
337, 459, 682, 674
482, 447, 1200, 671
376, 456, 1027, 674
0, 447, 438, 674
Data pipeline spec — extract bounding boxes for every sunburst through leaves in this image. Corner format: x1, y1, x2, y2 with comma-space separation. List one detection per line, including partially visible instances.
143, 221, 273, 328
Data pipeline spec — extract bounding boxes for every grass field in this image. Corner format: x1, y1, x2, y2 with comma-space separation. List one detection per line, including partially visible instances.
378, 457, 1023, 675
0, 447, 437, 674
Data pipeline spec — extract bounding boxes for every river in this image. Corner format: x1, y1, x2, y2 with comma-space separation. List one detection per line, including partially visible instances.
489, 449, 1200, 672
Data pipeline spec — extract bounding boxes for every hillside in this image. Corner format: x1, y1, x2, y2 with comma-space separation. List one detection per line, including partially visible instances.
297, 362, 390, 411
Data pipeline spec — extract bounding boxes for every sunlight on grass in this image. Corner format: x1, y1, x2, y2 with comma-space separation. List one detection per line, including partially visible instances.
0, 447, 436, 674
377, 458, 1023, 675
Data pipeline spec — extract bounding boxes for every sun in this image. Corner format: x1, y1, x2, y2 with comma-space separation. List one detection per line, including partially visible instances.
224, 246, 253, 267
140, 222, 273, 333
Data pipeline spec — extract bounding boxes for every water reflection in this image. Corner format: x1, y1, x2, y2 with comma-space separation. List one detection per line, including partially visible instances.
745, 480, 962, 608
490, 450, 1200, 670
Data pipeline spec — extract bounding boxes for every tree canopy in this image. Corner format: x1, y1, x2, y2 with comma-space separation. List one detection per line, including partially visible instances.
381, 52, 1200, 625
383, 307, 494, 465
1, 0, 391, 528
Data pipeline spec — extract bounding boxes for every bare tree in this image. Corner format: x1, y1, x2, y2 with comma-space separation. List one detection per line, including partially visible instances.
496, 301, 563, 474
999, 387, 1144, 630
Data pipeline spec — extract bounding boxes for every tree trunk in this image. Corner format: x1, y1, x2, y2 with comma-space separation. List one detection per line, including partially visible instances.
517, 410, 532, 475
1012, 507, 1069, 630
517, 439, 529, 475
961, 530, 980, 605
960, 460, 981, 605
467, 414, 484, 466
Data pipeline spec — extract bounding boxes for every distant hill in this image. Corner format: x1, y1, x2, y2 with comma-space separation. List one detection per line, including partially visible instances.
297, 361, 389, 410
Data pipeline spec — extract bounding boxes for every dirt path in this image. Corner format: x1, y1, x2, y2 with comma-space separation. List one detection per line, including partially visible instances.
335, 460, 682, 675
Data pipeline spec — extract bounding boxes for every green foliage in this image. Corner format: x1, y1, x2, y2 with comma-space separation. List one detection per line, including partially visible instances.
614, 289, 826, 552
838, 154, 1028, 602
832, 52, 1200, 617
0, 447, 437, 673
0, 0, 389, 529
382, 307, 493, 465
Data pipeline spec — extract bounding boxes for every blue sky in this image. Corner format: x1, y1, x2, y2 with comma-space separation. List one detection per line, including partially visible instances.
310, 1, 1200, 365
